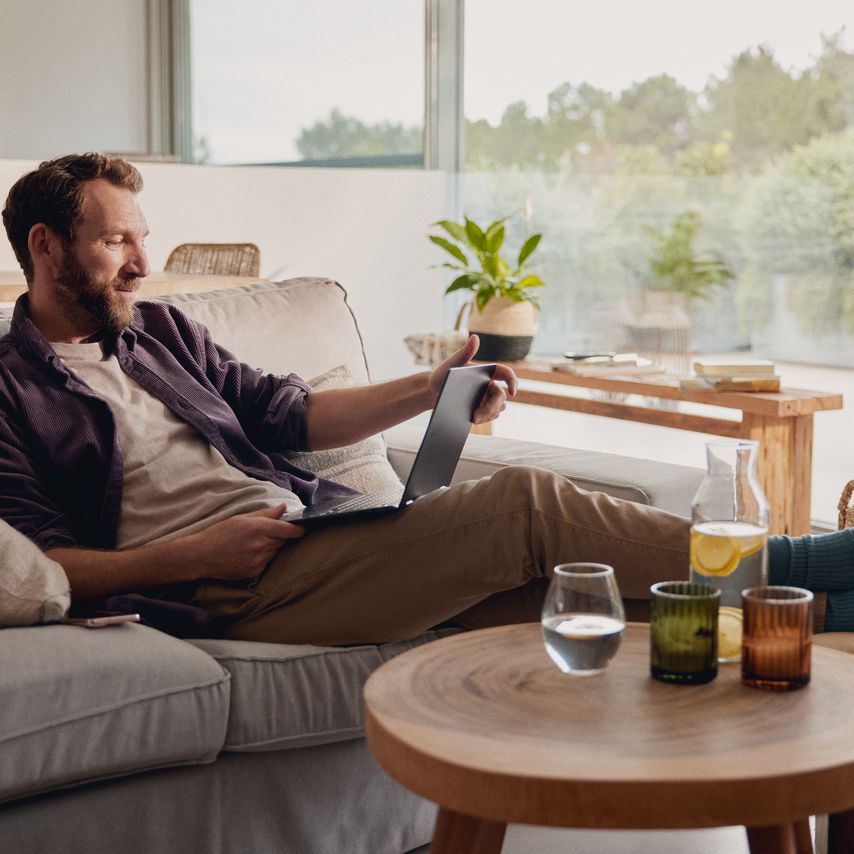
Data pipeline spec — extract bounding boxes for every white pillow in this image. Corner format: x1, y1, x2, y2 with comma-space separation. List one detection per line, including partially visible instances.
0, 519, 70, 627
289, 365, 404, 494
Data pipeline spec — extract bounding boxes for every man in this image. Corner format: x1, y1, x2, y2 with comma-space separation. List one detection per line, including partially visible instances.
2, 154, 852, 644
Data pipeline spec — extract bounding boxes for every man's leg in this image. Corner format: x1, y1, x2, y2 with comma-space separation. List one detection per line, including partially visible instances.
197, 466, 690, 646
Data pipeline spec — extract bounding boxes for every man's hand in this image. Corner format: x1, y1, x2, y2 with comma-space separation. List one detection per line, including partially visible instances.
429, 334, 518, 425
46, 503, 305, 600
185, 504, 305, 581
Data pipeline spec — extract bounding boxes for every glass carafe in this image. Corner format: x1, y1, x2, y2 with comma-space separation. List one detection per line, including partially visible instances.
690, 440, 769, 663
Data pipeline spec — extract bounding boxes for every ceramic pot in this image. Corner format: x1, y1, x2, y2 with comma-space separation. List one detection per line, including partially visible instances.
465, 298, 539, 361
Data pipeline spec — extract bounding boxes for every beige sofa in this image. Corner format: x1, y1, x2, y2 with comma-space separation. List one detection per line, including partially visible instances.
0, 277, 716, 854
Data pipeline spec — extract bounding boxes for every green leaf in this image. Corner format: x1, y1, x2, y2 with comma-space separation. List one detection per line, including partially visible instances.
429, 235, 468, 266
485, 223, 505, 254
444, 273, 479, 294
464, 218, 487, 251
517, 233, 542, 266
434, 219, 468, 244
518, 274, 545, 289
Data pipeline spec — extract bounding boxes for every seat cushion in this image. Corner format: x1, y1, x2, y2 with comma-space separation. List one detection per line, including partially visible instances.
0, 624, 229, 804
189, 630, 458, 752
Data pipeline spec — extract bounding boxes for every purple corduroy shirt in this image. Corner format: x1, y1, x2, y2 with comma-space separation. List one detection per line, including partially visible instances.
0, 294, 356, 551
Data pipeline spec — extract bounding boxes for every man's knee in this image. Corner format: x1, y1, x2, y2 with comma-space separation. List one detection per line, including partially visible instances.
486, 465, 574, 506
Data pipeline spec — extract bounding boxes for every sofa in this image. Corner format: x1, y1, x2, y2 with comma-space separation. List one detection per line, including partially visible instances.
0, 277, 713, 854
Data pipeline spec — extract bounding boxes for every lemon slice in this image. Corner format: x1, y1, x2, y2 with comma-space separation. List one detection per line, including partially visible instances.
718, 606, 743, 660
738, 534, 766, 559
691, 532, 740, 577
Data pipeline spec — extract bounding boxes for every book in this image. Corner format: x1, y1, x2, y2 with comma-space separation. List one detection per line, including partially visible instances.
554, 356, 664, 377
693, 359, 775, 377
680, 376, 781, 392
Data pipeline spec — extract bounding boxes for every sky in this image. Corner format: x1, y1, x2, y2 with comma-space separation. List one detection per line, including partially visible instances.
191, 0, 852, 163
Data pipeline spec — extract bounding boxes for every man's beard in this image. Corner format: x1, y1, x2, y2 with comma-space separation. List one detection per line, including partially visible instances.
55, 247, 138, 339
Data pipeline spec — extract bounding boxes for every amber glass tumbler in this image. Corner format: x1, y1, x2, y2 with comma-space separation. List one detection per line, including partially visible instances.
741, 586, 813, 691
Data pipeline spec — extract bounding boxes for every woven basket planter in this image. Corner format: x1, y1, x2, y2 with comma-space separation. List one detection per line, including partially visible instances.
461, 298, 539, 361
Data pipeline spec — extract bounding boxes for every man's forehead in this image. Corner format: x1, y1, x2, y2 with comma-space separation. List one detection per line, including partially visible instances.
78, 179, 147, 232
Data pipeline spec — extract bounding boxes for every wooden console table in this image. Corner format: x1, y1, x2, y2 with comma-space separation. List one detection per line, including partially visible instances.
498, 360, 843, 536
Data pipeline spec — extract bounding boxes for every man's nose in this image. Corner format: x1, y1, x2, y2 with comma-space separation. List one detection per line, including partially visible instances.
124, 245, 150, 279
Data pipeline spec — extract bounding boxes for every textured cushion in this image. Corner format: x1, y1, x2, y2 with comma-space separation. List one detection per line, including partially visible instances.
289, 365, 403, 494
153, 278, 372, 384
0, 519, 70, 627
189, 630, 458, 752
0, 624, 230, 804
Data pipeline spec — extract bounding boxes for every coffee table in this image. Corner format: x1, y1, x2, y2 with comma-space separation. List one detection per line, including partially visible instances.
364, 623, 854, 854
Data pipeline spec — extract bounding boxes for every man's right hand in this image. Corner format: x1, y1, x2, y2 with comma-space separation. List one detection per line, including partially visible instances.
185, 503, 305, 581
46, 503, 306, 600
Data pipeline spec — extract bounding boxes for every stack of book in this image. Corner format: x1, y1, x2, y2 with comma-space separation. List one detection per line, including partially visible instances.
680, 358, 780, 392
552, 352, 664, 377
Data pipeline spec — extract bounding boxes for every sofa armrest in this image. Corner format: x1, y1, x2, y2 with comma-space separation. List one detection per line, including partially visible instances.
386, 428, 703, 518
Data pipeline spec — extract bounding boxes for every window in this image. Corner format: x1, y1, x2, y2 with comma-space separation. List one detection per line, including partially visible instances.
189, 0, 425, 166
463, 1, 854, 524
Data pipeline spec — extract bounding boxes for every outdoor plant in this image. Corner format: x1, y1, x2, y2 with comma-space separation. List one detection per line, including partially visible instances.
429, 215, 545, 312
645, 210, 734, 300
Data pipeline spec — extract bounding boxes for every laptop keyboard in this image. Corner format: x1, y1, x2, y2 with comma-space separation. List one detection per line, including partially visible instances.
307, 490, 403, 517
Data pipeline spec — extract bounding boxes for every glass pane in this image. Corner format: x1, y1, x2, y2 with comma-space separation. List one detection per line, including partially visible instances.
189, 0, 424, 166
463, 1, 853, 524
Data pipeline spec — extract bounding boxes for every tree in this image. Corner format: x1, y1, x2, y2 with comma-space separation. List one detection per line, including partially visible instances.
296, 109, 421, 160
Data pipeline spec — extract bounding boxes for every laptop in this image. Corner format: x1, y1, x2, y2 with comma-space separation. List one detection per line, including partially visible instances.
282, 363, 496, 526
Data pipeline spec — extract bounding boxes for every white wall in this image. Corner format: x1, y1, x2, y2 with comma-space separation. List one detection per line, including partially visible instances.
0, 158, 450, 378
0, 0, 148, 158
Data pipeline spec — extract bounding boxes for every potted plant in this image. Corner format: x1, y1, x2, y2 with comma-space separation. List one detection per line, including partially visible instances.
628, 210, 735, 372
429, 214, 545, 360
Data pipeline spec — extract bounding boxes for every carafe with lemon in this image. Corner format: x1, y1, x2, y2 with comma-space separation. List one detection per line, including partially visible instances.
690, 440, 768, 662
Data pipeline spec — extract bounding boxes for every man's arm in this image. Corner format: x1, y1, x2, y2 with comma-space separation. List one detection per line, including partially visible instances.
304, 335, 518, 451
46, 505, 304, 601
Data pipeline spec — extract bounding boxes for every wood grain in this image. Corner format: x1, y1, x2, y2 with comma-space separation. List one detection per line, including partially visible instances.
364, 623, 854, 832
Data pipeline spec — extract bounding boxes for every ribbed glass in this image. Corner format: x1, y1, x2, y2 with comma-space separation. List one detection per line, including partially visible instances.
742, 586, 813, 691
650, 581, 720, 684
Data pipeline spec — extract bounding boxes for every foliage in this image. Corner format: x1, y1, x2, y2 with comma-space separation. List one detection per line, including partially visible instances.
428, 215, 545, 312
737, 128, 854, 332
296, 109, 421, 160
645, 211, 735, 300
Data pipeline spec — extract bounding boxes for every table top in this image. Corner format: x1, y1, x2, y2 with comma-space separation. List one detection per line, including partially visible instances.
0, 271, 267, 303
508, 358, 843, 418
364, 623, 854, 830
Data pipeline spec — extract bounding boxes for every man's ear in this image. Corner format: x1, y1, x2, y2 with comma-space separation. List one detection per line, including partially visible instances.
28, 224, 63, 274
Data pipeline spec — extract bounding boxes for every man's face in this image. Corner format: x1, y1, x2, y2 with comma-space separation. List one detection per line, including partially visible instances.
53, 179, 150, 339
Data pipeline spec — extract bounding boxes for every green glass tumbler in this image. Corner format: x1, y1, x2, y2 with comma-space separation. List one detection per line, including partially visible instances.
650, 581, 720, 684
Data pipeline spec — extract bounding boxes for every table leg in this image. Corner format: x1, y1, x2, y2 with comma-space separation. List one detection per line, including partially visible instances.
740, 413, 814, 535
430, 807, 506, 854
795, 819, 815, 853
747, 823, 798, 854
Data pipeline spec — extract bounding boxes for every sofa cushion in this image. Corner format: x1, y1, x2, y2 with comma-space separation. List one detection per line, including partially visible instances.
189, 629, 457, 752
0, 518, 70, 627
289, 365, 403, 494
0, 624, 230, 804
153, 277, 372, 384
387, 429, 704, 518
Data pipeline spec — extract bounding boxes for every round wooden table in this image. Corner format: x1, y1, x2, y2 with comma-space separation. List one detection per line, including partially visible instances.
364, 623, 854, 854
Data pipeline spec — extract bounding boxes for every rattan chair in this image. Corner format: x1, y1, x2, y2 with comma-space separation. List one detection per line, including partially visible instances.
164, 243, 261, 277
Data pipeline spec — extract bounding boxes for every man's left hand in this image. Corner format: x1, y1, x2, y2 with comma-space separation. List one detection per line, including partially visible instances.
428, 334, 518, 425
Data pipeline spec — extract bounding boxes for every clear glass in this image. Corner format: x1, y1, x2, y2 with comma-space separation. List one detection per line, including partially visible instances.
189, 0, 424, 166
689, 440, 769, 663
742, 586, 813, 691
650, 581, 720, 684
541, 563, 626, 676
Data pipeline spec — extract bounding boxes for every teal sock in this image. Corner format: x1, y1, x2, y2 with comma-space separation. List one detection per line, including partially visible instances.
767, 529, 854, 592
825, 590, 854, 632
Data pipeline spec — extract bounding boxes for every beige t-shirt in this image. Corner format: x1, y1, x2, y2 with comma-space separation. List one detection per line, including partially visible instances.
51, 342, 303, 549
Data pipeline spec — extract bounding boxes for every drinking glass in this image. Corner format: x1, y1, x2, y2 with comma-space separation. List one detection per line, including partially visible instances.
650, 581, 720, 684
541, 563, 626, 676
741, 586, 813, 691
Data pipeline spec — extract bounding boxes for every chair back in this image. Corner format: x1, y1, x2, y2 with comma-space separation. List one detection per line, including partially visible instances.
164, 243, 261, 277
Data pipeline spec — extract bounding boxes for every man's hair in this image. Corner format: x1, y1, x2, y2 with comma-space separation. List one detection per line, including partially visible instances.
2, 153, 143, 282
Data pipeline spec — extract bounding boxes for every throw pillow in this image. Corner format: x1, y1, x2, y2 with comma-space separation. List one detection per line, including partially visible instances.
290, 365, 404, 494
0, 519, 70, 627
